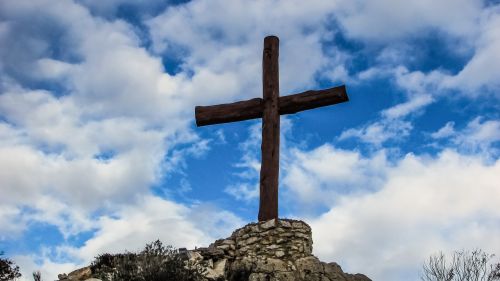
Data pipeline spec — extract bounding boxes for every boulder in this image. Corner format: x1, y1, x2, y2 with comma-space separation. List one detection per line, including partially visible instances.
58, 266, 92, 281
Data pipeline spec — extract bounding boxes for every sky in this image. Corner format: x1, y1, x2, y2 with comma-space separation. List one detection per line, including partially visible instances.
0, 0, 499, 280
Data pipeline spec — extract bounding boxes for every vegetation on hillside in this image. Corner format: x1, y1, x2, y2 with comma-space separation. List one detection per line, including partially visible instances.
32, 270, 42, 281
421, 249, 500, 281
0, 252, 21, 281
4, 246, 500, 281
90, 240, 206, 281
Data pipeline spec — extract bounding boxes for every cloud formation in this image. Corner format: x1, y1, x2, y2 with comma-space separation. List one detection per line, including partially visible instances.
0, 1, 498, 281
281, 145, 500, 280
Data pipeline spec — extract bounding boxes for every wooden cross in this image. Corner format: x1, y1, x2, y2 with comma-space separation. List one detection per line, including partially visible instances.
195, 36, 349, 221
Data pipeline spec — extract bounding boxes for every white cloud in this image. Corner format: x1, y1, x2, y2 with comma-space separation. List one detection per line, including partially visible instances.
378, 6, 500, 99
0, 142, 156, 236
282, 145, 388, 208
147, 0, 344, 98
452, 117, 500, 155
225, 183, 259, 202
71, 196, 209, 260
429, 117, 500, 158
0, 117, 215, 237
340, 66, 443, 146
161, 131, 211, 176
0, 1, 262, 256
226, 116, 500, 280
336, 0, 482, 41
0, 0, 207, 240
70, 197, 243, 272
342, 4, 500, 101
339, 119, 413, 146
0, 0, 194, 125
0, 205, 24, 239
443, 6, 500, 94
1, 2, 498, 281
282, 147, 500, 281
34, 58, 73, 80
382, 94, 433, 119
186, 203, 245, 240
14, 195, 244, 281
0, 0, 92, 80
431, 121, 456, 139
339, 53, 499, 147
15, 254, 78, 281
393, 67, 448, 96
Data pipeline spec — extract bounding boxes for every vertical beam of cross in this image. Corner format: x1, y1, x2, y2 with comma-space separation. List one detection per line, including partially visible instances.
259, 36, 280, 221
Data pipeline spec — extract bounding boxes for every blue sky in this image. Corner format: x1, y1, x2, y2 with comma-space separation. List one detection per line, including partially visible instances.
0, 0, 499, 280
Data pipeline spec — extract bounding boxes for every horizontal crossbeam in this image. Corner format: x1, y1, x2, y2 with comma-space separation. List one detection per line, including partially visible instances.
195, 85, 348, 127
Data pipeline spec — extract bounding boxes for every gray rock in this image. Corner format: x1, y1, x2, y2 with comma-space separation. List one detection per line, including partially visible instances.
57, 219, 371, 281
260, 219, 277, 230
205, 258, 227, 280
60, 267, 91, 281
199, 219, 371, 281
188, 250, 203, 261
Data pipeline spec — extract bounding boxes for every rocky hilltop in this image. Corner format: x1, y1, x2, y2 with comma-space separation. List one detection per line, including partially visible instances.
59, 219, 371, 281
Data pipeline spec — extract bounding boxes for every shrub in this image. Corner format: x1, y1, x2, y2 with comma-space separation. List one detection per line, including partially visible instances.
421, 249, 500, 281
32, 271, 42, 281
91, 240, 206, 281
0, 251, 21, 281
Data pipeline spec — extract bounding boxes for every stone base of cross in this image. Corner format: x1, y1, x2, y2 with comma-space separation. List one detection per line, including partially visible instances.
195, 36, 348, 221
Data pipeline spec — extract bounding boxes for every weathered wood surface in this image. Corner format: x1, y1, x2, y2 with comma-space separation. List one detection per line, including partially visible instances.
195, 85, 347, 126
279, 85, 348, 115
259, 36, 280, 221
195, 98, 263, 126
194, 35, 350, 222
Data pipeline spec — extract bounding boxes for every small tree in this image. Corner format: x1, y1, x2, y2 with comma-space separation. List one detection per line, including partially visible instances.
421, 249, 500, 281
0, 251, 21, 281
32, 271, 42, 281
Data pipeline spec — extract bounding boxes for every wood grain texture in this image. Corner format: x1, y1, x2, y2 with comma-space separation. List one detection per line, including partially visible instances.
194, 36, 350, 222
258, 35, 280, 221
195, 85, 348, 127
279, 85, 348, 115
195, 98, 263, 126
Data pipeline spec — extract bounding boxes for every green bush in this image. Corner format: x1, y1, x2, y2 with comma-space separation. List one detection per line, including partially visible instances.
91, 240, 206, 281
0, 251, 21, 281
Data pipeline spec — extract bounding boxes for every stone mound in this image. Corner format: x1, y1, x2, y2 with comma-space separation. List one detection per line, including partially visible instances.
191, 219, 370, 281
59, 219, 371, 281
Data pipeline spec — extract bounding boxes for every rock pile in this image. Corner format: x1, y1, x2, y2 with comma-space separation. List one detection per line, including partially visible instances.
199, 219, 312, 260
58, 219, 371, 281
190, 219, 370, 281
